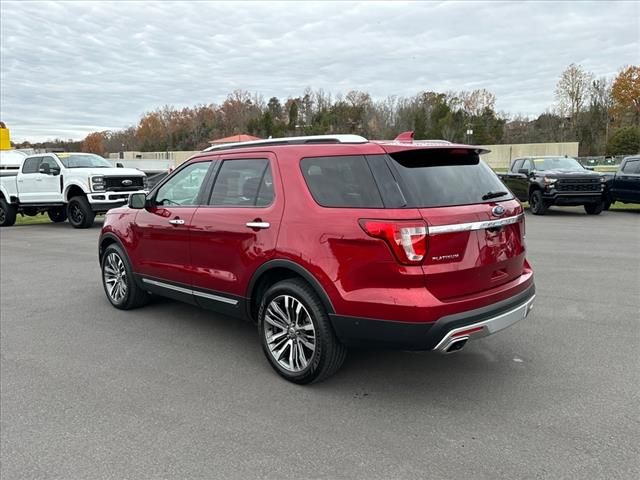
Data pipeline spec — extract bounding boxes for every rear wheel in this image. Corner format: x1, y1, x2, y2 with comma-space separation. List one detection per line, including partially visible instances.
584, 201, 604, 215
101, 244, 150, 309
47, 207, 67, 223
258, 279, 346, 384
67, 196, 95, 228
0, 198, 17, 227
529, 190, 548, 215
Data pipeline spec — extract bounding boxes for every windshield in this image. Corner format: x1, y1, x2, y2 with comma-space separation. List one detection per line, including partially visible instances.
389, 149, 513, 207
532, 157, 585, 172
57, 153, 112, 168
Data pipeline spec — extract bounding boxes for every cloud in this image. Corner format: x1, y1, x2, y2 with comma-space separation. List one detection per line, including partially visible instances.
1, 0, 638, 142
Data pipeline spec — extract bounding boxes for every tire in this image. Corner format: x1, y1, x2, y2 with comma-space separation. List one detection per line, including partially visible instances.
0, 198, 17, 227
47, 207, 67, 223
258, 278, 346, 384
101, 243, 150, 310
67, 196, 95, 228
584, 201, 604, 215
529, 190, 548, 215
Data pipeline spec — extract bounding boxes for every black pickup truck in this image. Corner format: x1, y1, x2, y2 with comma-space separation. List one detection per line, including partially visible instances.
603, 156, 640, 209
499, 156, 605, 215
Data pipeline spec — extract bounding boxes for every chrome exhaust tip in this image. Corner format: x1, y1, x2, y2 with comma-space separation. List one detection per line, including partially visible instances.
445, 337, 468, 353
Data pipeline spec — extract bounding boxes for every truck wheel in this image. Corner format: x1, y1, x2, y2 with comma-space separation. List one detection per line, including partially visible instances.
47, 207, 67, 223
584, 202, 604, 215
67, 196, 95, 228
101, 244, 150, 309
529, 190, 548, 215
0, 198, 17, 227
258, 278, 347, 384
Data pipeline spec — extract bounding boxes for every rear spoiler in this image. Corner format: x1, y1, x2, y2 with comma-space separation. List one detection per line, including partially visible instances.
372, 131, 490, 155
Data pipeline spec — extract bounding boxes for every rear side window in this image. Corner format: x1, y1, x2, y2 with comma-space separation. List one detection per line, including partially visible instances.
389, 149, 513, 207
22, 157, 41, 174
300, 156, 383, 208
209, 159, 273, 207
622, 159, 639, 173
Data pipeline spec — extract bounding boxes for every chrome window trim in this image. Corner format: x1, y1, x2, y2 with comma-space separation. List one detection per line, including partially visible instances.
429, 213, 524, 236
142, 278, 239, 305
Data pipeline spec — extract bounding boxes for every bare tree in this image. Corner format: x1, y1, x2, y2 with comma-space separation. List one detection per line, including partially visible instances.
555, 64, 593, 121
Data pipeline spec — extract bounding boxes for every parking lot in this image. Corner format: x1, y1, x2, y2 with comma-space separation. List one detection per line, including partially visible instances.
1, 208, 638, 479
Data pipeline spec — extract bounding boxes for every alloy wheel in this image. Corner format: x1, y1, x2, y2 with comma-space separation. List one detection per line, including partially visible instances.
263, 295, 316, 373
103, 252, 128, 303
70, 203, 84, 224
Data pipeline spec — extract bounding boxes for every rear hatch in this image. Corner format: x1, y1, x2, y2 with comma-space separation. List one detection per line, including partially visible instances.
384, 147, 526, 301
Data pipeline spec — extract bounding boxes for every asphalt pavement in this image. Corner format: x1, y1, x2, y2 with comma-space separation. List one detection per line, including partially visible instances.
1, 207, 639, 479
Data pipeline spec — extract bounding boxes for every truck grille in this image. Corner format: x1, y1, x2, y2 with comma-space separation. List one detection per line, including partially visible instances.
104, 176, 144, 192
556, 179, 601, 192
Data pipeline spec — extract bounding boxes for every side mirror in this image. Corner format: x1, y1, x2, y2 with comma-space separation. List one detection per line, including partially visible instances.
116, 162, 124, 168
51, 167, 61, 176
39, 164, 51, 175
517, 168, 530, 176
128, 192, 147, 209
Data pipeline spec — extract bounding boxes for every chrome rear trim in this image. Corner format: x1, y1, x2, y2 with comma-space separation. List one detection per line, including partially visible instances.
142, 278, 239, 305
429, 213, 524, 236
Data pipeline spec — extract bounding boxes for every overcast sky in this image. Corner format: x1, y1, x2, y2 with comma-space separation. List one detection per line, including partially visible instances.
1, 1, 638, 142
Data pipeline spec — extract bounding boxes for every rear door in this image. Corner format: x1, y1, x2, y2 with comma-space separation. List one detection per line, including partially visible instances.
188, 153, 283, 313
17, 157, 43, 202
132, 159, 214, 293
385, 147, 526, 301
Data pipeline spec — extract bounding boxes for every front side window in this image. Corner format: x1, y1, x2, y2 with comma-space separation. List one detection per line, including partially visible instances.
300, 155, 383, 208
22, 157, 42, 174
40, 157, 60, 171
622, 159, 639, 174
155, 161, 211, 206
512, 159, 524, 172
209, 159, 274, 207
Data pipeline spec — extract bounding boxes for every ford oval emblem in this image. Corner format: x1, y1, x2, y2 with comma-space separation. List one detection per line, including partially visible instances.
492, 205, 505, 217
122, 179, 133, 186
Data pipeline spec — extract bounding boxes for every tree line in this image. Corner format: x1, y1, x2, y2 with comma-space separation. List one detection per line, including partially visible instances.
14, 64, 640, 157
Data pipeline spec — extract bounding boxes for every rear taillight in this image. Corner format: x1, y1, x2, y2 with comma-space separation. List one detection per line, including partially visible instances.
359, 220, 428, 265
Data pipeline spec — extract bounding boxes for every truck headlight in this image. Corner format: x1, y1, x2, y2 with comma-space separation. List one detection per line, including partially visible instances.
543, 177, 557, 186
142, 176, 148, 190
91, 176, 105, 191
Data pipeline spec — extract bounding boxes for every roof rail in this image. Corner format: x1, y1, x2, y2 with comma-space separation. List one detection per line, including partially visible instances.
202, 134, 368, 152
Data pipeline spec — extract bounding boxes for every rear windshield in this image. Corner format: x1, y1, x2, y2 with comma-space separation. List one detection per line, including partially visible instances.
389, 149, 513, 207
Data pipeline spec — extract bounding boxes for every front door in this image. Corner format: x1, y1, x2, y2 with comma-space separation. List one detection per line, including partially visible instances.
37, 156, 64, 202
131, 159, 214, 297
189, 153, 284, 314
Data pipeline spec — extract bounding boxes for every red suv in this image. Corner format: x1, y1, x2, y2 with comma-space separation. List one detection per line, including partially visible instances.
99, 132, 535, 384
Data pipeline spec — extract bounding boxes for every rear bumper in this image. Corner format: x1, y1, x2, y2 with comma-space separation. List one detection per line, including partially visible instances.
329, 283, 535, 351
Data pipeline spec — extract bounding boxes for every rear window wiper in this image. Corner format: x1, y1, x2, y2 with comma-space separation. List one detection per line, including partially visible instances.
482, 191, 509, 201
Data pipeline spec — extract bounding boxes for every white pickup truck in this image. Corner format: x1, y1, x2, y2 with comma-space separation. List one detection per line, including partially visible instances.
0, 152, 147, 228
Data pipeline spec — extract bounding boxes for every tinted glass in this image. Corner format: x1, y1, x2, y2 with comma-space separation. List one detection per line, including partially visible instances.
622, 159, 639, 173
155, 161, 211, 206
389, 149, 513, 207
300, 156, 383, 208
41, 157, 60, 171
22, 157, 41, 174
366, 155, 407, 208
512, 159, 524, 172
209, 159, 272, 206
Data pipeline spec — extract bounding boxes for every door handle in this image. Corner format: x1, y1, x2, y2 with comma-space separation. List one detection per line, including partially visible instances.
246, 221, 270, 229
168, 219, 185, 225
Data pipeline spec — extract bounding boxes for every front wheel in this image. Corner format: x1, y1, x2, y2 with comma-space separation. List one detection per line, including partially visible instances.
48, 207, 67, 223
258, 279, 346, 384
67, 196, 95, 228
101, 244, 150, 309
529, 190, 548, 215
584, 202, 604, 215
0, 198, 17, 227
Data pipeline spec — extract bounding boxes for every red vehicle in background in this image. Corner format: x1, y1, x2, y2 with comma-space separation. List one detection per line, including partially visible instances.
98, 132, 535, 384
